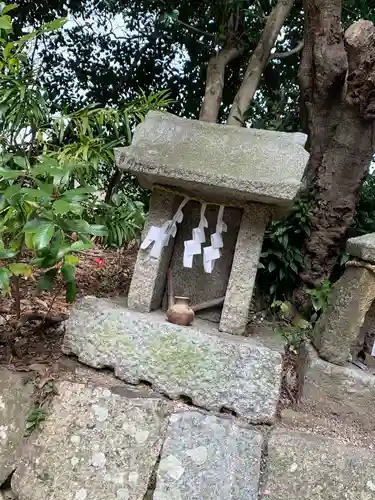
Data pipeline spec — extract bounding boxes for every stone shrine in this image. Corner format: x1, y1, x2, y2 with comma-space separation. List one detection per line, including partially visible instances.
115, 111, 308, 335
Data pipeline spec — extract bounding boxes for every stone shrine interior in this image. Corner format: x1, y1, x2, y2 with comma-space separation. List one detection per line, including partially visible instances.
163, 200, 242, 322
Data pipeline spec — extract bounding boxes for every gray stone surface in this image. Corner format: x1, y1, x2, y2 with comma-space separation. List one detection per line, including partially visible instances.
346, 232, 375, 263
169, 201, 242, 323
311, 265, 375, 365
219, 203, 272, 335
128, 189, 177, 312
12, 381, 170, 500
261, 429, 375, 499
300, 344, 375, 432
115, 111, 308, 208
62, 296, 283, 424
0, 368, 34, 484
154, 410, 263, 500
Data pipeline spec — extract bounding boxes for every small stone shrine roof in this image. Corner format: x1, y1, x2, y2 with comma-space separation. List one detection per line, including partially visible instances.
115, 111, 309, 207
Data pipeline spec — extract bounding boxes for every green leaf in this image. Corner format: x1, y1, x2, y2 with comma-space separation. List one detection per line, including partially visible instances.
61, 187, 96, 202
64, 254, 79, 266
23, 188, 52, 200
268, 261, 276, 273
8, 263, 32, 277
2, 4, 18, 14
4, 184, 22, 201
0, 15, 11, 30
63, 219, 90, 234
40, 18, 67, 31
65, 280, 76, 303
61, 264, 75, 282
53, 199, 74, 215
0, 249, 17, 259
70, 240, 92, 251
13, 156, 28, 169
294, 318, 311, 330
0, 167, 26, 179
88, 224, 108, 237
37, 269, 58, 292
0, 267, 10, 293
33, 223, 55, 249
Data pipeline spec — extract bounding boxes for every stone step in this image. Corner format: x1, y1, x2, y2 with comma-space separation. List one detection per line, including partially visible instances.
261, 429, 375, 499
12, 381, 170, 500
4, 372, 375, 500
62, 296, 283, 425
154, 410, 263, 500
0, 368, 34, 485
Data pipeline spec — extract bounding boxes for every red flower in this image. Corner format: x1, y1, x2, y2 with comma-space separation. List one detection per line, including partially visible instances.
95, 257, 105, 267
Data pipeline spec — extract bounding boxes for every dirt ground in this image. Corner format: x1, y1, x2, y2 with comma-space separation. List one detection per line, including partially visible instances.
0, 244, 137, 370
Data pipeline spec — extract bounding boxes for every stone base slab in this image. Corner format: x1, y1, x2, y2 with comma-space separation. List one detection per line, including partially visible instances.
62, 296, 282, 424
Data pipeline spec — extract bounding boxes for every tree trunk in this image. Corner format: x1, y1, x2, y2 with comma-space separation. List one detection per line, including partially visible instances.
199, 46, 243, 123
295, 0, 375, 307
226, 0, 295, 126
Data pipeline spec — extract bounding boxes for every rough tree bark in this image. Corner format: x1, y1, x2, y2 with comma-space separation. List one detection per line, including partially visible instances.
226, 0, 295, 126
295, 0, 375, 307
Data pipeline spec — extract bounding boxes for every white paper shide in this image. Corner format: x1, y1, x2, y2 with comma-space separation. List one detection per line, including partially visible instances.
140, 197, 227, 274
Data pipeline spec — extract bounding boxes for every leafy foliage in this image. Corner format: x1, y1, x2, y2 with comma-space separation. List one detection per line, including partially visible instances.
271, 300, 311, 352
0, 6, 170, 316
24, 405, 47, 436
258, 199, 310, 300
354, 172, 375, 236
84, 193, 145, 248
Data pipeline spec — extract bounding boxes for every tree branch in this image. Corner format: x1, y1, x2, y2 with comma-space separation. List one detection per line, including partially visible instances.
199, 46, 243, 123
176, 20, 215, 38
269, 40, 304, 61
227, 0, 295, 127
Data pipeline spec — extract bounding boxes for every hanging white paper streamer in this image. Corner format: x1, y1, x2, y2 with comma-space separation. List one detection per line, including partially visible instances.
216, 205, 227, 233
203, 205, 227, 272
192, 203, 208, 244
140, 197, 189, 260
211, 205, 227, 250
203, 246, 220, 273
183, 239, 202, 268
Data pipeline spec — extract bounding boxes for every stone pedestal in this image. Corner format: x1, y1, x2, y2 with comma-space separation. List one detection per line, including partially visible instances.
127, 189, 178, 312
299, 344, 375, 432
219, 203, 272, 335
311, 264, 375, 365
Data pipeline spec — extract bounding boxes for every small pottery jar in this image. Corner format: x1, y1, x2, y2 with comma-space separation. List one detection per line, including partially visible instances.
166, 296, 195, 326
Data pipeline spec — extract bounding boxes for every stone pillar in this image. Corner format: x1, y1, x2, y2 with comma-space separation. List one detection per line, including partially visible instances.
311, 263, 375, 365
128, 189, 178, 312
219, 203, 272, 335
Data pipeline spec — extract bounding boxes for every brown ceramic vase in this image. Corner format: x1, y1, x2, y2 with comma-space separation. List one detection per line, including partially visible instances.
166, 296, 195, 326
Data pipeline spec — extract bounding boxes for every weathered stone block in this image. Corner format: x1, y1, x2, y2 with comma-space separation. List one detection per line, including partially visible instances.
346, 232, 375, 264
62, 297, 283, 424
219, 203, 272, 335
115, 111, 309, 207
12, 381, 170, 499
311, 265, 375, 365
299, 344, 375, 431
261, 429, 375, 499
154, 410, 263, 500
0, 368, 34, 484
127, 189, 178, 312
